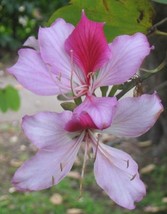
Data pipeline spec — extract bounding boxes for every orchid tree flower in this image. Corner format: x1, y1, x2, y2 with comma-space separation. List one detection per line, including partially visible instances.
12, 94, 163, 210
8, 11, 150, 98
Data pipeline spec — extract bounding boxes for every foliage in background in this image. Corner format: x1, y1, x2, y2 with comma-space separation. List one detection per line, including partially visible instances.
49, 0, 154, 42
0, 0, 69, 50
0, 85, 20, 112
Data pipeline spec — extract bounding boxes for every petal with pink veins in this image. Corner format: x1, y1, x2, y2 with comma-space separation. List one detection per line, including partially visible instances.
8, 49, 69, 95
12, 112, 83, 191
73, 96, 118, 130
65, 11, 110, 77
22, 111, 73, 149
104, 94, 163, 137
94, 33, 150, 88
39, 18, 76, 80
93, 143, 146, 209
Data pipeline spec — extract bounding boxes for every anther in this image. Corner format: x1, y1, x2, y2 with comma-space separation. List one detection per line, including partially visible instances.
126, 160, 129, 168
94, 134, 100, 162
60, 163, 63, 171
130, 173, 137, 181
52, 176, 55, 185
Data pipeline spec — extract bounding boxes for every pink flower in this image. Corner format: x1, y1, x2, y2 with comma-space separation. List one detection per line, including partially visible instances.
12, 94, 163, 209
8, 11, 150, 97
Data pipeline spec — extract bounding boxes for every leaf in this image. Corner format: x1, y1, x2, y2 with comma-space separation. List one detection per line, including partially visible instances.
61, 102, 76, 110
57, 93, 73, 101
5, 85, 20, 111
0, 89, 8, 112
48, 0, 154, 41
0, 85, 20, 112
100, 86, 108, 97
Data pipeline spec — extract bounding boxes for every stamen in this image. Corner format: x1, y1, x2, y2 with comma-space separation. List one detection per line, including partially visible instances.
70, 50, 77, 97
56, 72, 62, 81
60, 163, 63, 171
52, 176, 55, 185
130, 173, 137, 181
79, 138, 88, 198
94, 134, 101, 162
126, 159, 129, 168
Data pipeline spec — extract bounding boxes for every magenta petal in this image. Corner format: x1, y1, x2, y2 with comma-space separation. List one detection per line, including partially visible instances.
7, 49, 61, 95
94, 33, 150, 87
74, 96, 117, 130
65, 111, 97, 132
12, 111, 83, 191
104, 93, 163, 137
65, 11, 110, 76
93, 143, 146, 209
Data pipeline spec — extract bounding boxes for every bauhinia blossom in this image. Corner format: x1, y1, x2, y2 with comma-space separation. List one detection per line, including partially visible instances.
12, 94, 163, 210
8, 11, 151, 97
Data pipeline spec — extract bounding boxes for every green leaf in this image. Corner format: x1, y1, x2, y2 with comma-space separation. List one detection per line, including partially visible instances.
0, 85, 20, 112
108, 85, 119, 97
48, 0, 154, 41
0, 89, 8, 112
5, 85, 20, 111
100, 86, 108, 97
61, 102, 76, 111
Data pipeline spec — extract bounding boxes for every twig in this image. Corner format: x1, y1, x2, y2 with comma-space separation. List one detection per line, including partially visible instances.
147, 17, 167, 35
116, 56, 167, 99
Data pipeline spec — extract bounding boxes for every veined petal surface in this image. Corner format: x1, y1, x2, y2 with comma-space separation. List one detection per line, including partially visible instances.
39, 18, 75, 80
22, 111, 73, 149
94, 33, 150, 88
65, 11, 110, 77
93, 143, 146, 209
104, 94, 163, 137
8, 49, 62, 95
12, 111, 83, 191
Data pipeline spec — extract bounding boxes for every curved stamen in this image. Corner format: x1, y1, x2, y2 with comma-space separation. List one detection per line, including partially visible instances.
79, 136, 88, 198
89, 131, 137, 181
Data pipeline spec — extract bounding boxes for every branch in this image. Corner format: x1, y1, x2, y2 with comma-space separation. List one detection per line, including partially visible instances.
147, 17, 167, 36
116, 56, 167, 99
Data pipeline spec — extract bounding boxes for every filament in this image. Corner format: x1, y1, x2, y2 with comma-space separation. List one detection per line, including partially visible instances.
79, 136, 88, 198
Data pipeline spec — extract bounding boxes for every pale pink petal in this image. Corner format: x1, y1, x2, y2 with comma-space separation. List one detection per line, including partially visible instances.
22, 111, 73, 149
12, 111, 84, 191
69, 96, 117, 130
39, 18, 75, 80
65, 11, 110, 77
23, 36, 39, 51
7, 49, 64, 95
104, 94, 163, 137
94, 33, 150, 88
12, 137, 82, 191
93, 143, 146, 209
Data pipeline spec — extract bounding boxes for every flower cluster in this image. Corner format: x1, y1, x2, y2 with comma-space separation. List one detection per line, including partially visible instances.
8, 11, 163, 210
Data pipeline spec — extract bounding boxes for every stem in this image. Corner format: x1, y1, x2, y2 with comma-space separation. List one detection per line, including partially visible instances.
79, 140, 88, 198
100, 86, 108, 97
116, 57, 167, 99
147, 17, 167, 35
155, 30, 167, 36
